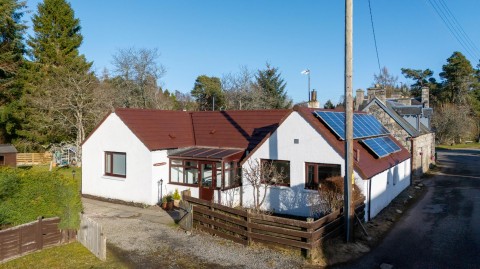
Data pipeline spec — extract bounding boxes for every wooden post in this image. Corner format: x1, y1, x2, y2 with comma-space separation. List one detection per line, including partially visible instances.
247, 209, 252, 246
36, 217, 44, 250
306, 217, 314, 259
344, 0, 354, 243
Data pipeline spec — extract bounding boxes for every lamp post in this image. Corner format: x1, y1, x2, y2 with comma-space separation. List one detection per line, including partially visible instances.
301, 69, 311, 101
158, 179, 163, 204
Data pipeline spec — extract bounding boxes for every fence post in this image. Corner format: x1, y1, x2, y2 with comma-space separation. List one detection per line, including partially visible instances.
247, 209, 252, 246
305, 217, 314, 259
36, 217, 44, 251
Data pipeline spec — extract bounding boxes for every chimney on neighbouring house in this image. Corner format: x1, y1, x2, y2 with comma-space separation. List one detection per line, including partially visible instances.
421, 87, 429, 108
355, 89, 365, 110
367, 85, 386, 103
308, 89, 320, 108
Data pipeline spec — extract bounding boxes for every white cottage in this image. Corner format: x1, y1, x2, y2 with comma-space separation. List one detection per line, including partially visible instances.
82, 107, 411, 220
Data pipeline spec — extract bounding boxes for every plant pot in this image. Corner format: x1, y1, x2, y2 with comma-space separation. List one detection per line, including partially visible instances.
167, 201, 174, 211
174, 199, 180, 207
161, 202, 167, 209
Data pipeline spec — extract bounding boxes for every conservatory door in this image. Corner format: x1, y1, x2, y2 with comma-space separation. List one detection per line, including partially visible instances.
199, 162, 215, 201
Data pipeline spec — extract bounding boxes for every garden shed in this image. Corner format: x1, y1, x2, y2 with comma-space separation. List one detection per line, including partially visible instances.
0, 144, 17, 167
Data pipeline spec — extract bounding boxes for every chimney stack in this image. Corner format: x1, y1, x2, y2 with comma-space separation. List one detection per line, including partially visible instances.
367, 86, 386, 103
308, 89, 320, 108
355, 89, 365, 110
421, 87, 429, 108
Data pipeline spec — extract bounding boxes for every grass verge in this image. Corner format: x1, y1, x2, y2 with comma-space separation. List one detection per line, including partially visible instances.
0, 242, 128, 269
436, 143, 480, 150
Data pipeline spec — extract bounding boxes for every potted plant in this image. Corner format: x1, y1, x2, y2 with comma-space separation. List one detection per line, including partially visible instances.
166, 194, 174, 211
173, 189, 181, 207
161, 196, 168, 209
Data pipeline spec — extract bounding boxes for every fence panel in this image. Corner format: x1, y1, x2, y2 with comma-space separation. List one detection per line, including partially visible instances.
0, 217, 72, 263
77, 214, 106, 261
183, 195, 366, 257
16, 153, 53, 166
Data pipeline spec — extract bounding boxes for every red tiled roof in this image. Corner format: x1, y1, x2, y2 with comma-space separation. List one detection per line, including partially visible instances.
191, 110, 291, 151
113, 108, 291, 152
295, 106, 410, 179
115, 108, 195, 150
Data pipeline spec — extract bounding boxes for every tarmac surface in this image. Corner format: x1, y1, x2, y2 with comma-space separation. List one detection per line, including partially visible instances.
334, 149, 480, 269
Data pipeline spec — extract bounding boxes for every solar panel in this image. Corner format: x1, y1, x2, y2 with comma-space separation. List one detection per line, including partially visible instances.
361, 136, 402, 158
313, 111, 390, 140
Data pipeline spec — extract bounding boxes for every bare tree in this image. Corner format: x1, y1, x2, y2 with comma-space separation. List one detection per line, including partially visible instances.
222, 67, 264, 110
433, 103, 475, 144
112, 47, 166, 108
31, 68, 110, 164
242, 159, 287, 213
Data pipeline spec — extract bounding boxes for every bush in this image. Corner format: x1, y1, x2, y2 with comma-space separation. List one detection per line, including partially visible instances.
316, 176, 362, 215
0, 168, 82, 229
172, 189, 181, 200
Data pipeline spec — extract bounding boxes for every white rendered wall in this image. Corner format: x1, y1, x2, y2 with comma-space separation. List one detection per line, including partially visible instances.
82, 113, 155, 205
367, 159, 411, 219
241, 112, 361, 217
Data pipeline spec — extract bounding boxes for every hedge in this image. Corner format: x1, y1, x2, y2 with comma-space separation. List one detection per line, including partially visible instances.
0, 168, 82, 229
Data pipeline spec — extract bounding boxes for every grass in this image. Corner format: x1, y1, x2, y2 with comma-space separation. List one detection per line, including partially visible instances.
0, 242, 128, 269
436, 142, 480, 150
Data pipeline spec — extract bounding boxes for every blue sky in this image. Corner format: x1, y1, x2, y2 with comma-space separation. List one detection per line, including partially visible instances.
24, 0, 480, 105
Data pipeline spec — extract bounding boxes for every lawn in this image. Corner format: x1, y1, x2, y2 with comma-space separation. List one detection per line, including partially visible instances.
436, 142, 480, 150
0, 242, 128, 269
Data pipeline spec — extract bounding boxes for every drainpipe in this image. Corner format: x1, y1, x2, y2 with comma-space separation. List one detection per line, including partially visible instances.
410, 137, 414, 186
368, 179, 372, 221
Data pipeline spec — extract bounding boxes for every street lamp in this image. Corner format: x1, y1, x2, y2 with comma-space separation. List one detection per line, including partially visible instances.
301, 69, 311, 101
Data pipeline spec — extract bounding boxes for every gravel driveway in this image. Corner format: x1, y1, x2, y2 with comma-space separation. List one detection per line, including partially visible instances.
82, 198, 305, 269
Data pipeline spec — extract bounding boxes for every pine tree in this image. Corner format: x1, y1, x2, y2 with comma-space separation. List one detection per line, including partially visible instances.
191, 75, 225, 111
440, 51, 475, 105
255, 63, 291, 109
0, 0, 27, 143
27, 0, 90, 72
18, 0, 93, 151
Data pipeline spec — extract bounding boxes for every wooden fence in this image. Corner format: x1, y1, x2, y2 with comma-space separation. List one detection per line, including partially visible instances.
16, 153, 53, 166
0, 217, 76, 263
182, 196, 365, 257
77, 214, 106, 261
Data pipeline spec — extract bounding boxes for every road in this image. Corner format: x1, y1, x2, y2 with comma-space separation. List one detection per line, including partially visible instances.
334, 149, 480, 269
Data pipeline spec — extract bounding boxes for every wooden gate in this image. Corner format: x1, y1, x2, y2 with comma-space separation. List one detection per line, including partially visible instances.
178, 200, 193, 231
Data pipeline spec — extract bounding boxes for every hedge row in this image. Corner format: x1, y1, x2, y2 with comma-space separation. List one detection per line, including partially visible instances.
0, 168, 82, 229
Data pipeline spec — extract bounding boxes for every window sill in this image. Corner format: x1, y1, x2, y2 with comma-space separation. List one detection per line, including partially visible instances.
268, 185, 291, 190
168, 182, 198, 187
102, 175, 126, 181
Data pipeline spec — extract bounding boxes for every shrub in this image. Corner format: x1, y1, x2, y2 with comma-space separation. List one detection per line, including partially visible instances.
315, 176, 362, 215
0, 168, 82, 229
172, 189, 181, 200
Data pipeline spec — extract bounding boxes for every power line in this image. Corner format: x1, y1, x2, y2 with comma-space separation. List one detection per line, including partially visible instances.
368, 0, 382, 74
426, 0, 480, 61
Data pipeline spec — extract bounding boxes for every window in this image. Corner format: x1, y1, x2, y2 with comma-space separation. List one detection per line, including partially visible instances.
0, 155, 4, 165
170, 159, 199, 186
224, 162, 241, 189
305, 163, 341, 190
261, 159, 290, 186
105, 152, 126, 177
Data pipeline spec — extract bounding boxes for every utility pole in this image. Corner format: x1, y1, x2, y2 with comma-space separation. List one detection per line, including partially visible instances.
344, 0, 354, 242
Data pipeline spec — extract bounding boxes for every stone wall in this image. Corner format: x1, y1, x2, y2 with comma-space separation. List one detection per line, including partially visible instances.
412, 133, 435, 177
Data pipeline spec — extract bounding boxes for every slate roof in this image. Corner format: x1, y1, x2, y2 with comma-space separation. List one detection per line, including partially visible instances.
295, 106, 411, 179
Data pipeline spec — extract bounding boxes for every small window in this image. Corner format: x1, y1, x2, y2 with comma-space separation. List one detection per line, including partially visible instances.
0, 155, 4, 165
105, 152, 126, 177
261, 159, 290, 186
305, 163, 341, 190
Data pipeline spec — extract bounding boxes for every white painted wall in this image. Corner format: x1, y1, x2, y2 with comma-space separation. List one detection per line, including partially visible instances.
241, 112, 361, 217
82, 113, 155, 205
366, 159, 411, 219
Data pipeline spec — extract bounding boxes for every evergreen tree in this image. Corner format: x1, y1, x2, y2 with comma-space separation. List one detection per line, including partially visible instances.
324, 100, 335, 109
27, 0, 90, 72
0, 0, 26, 143
18, 0, 93, 151
440, 51, 475, 105
255, 63, 291, 109
191, 75, 225, 111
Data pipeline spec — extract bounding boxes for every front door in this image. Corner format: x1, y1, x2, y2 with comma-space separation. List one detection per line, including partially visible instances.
199, 162, 215, 201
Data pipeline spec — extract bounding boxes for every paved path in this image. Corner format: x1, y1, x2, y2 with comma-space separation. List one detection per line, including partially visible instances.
334, 149, 480, 269
82, 197, 176, 225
